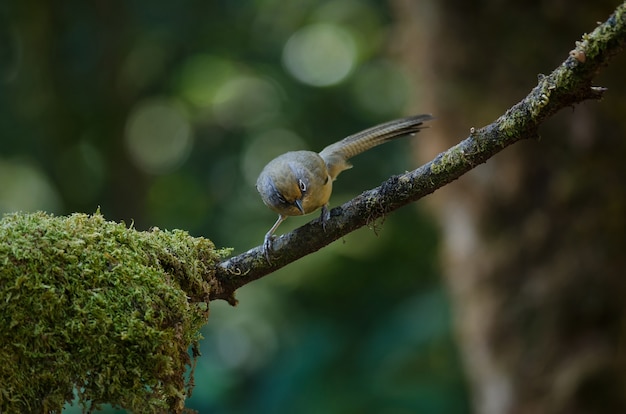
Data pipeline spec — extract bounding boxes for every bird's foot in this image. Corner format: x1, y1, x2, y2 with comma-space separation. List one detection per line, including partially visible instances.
320, 205, 330, 231
262, 233, 275, 264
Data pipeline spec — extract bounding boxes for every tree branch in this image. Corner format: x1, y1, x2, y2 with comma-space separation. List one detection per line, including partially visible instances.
211, 2, 626, 303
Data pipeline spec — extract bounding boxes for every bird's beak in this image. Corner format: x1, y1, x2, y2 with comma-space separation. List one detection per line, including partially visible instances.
294, 199, 305, 215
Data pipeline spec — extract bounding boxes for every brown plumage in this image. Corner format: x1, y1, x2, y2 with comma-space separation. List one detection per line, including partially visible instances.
256, 114, 434, 262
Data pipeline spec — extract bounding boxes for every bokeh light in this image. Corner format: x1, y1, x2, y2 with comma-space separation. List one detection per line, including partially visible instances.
124, 98, 193, 175
282, 23, 357, 87
0, 159, 61, 214
212, 75, 282, 128
176, 54, 237, 109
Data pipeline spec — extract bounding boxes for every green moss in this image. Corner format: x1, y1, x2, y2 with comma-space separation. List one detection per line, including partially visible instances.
0, 211, 226, 413
429, 143, 466, 176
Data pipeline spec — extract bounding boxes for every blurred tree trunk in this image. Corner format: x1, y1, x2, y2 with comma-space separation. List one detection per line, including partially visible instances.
9, 2, 147, 225
393, 1, 626, 413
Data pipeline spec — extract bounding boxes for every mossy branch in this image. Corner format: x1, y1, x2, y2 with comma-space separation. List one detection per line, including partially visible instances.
0, 211, 227, 413
211, 2, 626, 301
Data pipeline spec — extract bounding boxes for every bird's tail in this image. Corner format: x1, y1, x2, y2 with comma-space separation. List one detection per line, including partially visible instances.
319, 114, 434, 180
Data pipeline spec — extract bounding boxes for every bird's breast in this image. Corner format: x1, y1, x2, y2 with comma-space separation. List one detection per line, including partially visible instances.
302, 174, 332, 214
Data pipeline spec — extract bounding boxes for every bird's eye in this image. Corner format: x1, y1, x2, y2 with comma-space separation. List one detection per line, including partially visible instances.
298, 179, 307, 193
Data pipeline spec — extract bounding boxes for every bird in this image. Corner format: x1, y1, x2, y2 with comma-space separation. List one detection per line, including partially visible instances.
256, 114, 434, 262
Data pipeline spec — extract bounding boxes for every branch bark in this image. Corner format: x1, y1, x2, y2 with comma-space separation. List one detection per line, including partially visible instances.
210, 2, 626, 303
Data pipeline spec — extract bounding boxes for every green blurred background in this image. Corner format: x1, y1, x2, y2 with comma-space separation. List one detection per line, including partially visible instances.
1, 1, 468, 413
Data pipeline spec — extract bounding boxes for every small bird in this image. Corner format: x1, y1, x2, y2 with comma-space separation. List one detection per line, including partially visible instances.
256, 114, 434, 262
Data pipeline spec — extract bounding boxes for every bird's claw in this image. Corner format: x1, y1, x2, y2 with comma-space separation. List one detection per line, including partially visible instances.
262, 234, 275, 264
321, 205, 330, 231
